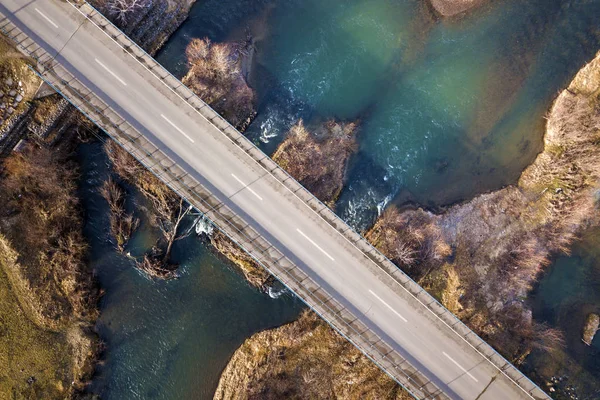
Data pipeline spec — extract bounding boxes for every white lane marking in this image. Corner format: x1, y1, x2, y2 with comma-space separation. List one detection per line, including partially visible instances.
95, 58, 128, 86
161, 114, 195, 143
296, 229, 335, 261
369, 290, 408, 322
66, 4, 537, 397
35, 8, 58, 29
442, 352, 479, 383
231, 174, 263, 201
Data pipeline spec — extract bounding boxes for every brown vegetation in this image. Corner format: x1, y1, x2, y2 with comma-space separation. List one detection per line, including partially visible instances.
366, 51, 600, 363
211, 119, 359, 289
209, 230, 271, 288
100, 177, 139, 252
0, 35, 40, 135
0, 141, 98, 398
272, 120, 358, 207
90, 0, 198, 55
214, 310, 411, 400
104, 140, 191, 278
183, 37, 256, 131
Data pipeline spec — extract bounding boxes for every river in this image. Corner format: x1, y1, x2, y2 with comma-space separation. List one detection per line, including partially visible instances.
79, 142, 303, 399
88, 0, 600, 398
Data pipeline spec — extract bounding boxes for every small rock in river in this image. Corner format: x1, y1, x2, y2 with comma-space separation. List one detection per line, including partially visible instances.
582, 313, 599, 345
7, 107, 14, 114
5, 77, 12, 86
15, 94, 22, 102
9, 90, 16, 97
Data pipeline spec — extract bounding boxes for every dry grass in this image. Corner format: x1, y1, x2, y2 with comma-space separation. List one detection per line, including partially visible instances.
183, 37, 256, 131
0, 143, 97, 330
214, 310, 412, 400
365, 207, 451, 272
366, 51, 600, 363
104, 140, 191, 277
209, 230, 271, 289
0, 141, 98, 398
100, 177, 139, 251
272, 120, 358, 207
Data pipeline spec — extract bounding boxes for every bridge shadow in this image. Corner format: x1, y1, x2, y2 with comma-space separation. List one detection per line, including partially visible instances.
2, 5, 464, 398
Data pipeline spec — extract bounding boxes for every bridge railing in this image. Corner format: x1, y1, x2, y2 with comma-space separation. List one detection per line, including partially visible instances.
1, 4, 549, 399
0, 12, 448, 400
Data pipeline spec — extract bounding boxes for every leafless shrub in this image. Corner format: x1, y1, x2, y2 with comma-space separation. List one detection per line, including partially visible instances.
106, 0, 149, 23
272, 120, 358, 206
182, 37, 256, 130
104, 141, 192, 276
100, 178, 139, 251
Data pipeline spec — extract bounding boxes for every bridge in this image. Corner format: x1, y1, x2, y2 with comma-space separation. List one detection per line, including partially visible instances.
1, 1, 551, 399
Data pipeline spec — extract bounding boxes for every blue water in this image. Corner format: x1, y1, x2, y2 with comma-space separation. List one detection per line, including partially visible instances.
78, 142, 302, 400
90, 0, 600, 398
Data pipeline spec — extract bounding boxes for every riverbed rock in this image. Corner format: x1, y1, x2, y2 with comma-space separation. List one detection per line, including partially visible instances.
5, 77, 12, 86
582, 313, 599, 345
15, 94, 22, 103
428, 0, 485, 16
8, 89, 16, 97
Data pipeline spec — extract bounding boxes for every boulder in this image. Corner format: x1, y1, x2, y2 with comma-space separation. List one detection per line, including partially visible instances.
582, 313, 599, 345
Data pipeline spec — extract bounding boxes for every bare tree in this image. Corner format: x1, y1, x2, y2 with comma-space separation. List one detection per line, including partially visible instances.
106, 0, 149, 23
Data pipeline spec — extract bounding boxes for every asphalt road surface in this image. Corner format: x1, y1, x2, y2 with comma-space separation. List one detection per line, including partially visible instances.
3, 1, 549, 399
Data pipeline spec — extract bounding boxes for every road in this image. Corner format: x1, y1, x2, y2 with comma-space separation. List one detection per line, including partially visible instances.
3, 1, 549, 399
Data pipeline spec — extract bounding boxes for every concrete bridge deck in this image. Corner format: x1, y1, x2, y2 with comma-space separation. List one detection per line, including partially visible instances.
0, 1, 550, 399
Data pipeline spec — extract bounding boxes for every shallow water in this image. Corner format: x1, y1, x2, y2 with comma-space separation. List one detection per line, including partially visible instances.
95, 0, 600, 397
524, 228, 600, 398
78, 142, 302, 400
158, 0, 600, 229
245, 0, 600, 229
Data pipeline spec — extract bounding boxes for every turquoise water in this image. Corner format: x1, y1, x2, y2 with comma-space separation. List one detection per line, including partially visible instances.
241, 0, 600, 229
91, 0, 600, 398
78, 142, 303, 400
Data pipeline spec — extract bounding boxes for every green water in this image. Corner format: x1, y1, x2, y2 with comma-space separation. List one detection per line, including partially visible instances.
526, 228, 600, 398
241, 0, 600, 229
87, 0, 600, 398
78, 142, 303, 399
